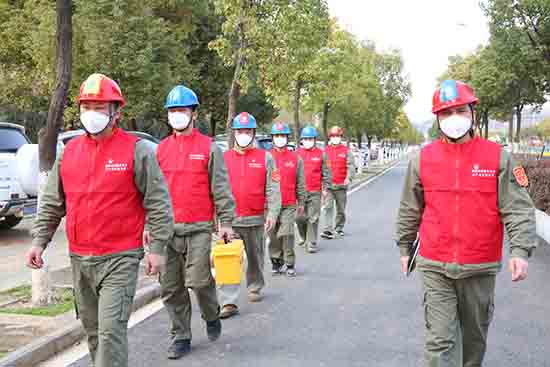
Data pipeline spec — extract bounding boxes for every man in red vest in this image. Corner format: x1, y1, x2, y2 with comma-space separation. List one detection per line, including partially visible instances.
25, 74, 174, 367
296, 125, 331, 253
154, 85, 235, 359
321, 126, 355, 239
396, 80, 536, 367
268, 122, 305, 276
219, 112, 281, 319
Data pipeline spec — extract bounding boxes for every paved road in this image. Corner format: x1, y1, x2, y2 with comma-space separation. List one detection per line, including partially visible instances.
71, 162, 550, 367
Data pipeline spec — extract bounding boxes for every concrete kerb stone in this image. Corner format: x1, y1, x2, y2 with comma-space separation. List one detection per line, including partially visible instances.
0, 283, 161, 367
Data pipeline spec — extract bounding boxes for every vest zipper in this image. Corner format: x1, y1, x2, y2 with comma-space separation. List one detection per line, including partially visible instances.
454, 148, 459, 264
89, 142, 97, 251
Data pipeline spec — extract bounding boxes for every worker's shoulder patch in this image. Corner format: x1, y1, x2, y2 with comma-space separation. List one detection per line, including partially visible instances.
512, 166, 529, 187
271, 168, 281, 182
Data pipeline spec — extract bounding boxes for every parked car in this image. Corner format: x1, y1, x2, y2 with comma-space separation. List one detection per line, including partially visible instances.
256, 136, 273, 151
0, 122, 37, 229
58, 129, 159, 151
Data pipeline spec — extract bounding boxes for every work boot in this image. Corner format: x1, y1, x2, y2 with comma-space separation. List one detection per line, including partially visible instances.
206, 318, 222, 341
248, 290, 264, 302
167, 339, 191, 360
286, 265, 296, 277
271, 258, 284, 275
307, 242, 318, 253
321, 230, 335, 239
220, 304, 239, 319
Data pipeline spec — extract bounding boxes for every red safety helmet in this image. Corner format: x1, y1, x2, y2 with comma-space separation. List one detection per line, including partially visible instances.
77, 73, 126, 107
329, 126, 344, 137
432, 80, 478, 114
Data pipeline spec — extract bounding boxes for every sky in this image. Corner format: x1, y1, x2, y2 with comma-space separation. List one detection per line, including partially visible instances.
327, 0, 491, 127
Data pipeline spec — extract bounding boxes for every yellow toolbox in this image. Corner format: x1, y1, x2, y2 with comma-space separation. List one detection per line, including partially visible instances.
212, 239, 244, 285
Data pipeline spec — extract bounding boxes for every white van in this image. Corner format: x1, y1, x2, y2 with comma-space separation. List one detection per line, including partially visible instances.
0, 122, 37, 229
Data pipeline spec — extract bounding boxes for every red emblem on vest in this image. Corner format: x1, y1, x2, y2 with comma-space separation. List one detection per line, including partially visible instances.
513, 166, 529, 187
272, 168, 281, 182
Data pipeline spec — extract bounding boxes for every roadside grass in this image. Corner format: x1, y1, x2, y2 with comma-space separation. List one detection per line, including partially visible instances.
0, 285, 74, 317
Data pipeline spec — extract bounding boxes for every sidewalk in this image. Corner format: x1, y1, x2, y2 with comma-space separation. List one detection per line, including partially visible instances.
0, 263, 158, 364
0, 218, 70, 292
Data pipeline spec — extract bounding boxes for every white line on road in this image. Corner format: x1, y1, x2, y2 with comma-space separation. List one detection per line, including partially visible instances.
42, 161, 399, 366
347, 163, 398, 196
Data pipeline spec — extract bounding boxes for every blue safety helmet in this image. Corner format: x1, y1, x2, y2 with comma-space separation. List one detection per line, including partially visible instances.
165, 85, 199, 109
270, 122, 291, 135
300, 125, 318, 139
232, 112, 257, 129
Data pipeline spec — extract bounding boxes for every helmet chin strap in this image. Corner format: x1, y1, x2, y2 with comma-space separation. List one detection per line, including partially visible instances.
174, 119, 194, 133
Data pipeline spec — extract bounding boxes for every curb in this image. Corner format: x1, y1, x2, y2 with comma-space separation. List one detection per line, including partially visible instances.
0, 283, 161, 367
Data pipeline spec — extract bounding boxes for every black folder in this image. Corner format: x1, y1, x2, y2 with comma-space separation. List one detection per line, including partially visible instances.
406, 237, 420, 277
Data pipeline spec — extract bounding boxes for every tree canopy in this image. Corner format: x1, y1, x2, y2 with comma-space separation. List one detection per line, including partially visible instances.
0, 0, 415, 143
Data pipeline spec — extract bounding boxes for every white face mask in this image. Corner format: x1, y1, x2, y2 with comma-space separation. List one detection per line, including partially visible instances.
168, 112, 191, 131
273, 136, 287, 149
330, 136, 341, 145
235, 133, 253, 148
80, 110, 111, 135
302, 139, 315, 149
439, 114, 472, 140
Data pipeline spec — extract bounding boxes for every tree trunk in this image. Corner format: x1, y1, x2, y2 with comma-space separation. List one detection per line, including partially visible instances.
226, 21, 246, 149
127, 117, 138, 131
206, 113, 215, 137
38, 0, 72, 172
366, 135, 372, 148
322, 102, 329, 144
293, 79, 303, 138
34, 0, 72, 307
514, 105, 523, 143
508, 110, 514, 144
483, 110, 489, 139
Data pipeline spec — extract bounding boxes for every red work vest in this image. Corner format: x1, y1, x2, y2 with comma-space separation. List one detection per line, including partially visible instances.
157, 129, 214, 223
326, 144, 349, 185
224, 148, 267, 217
60, 128, 145, 256
297, 147, 323, 192
419, 137, 503, 265
271, 148, 298, 207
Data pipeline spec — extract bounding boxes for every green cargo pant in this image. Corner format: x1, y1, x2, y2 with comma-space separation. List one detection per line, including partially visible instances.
269, 206, 297, 266
323, 188, 347, 233
296, 192, 321, 248
421, 270, 496, 367
218, 225, 265, 306
71, 252, 141, 367
160, 232, 219, 342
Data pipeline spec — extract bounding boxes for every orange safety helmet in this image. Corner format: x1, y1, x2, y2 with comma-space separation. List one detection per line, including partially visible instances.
432, 80, 478, 114
329, 126, 344, 137
77, 73, 126, 107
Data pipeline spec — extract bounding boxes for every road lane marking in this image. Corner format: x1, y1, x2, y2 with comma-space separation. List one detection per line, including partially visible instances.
347, 163, 398, 196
